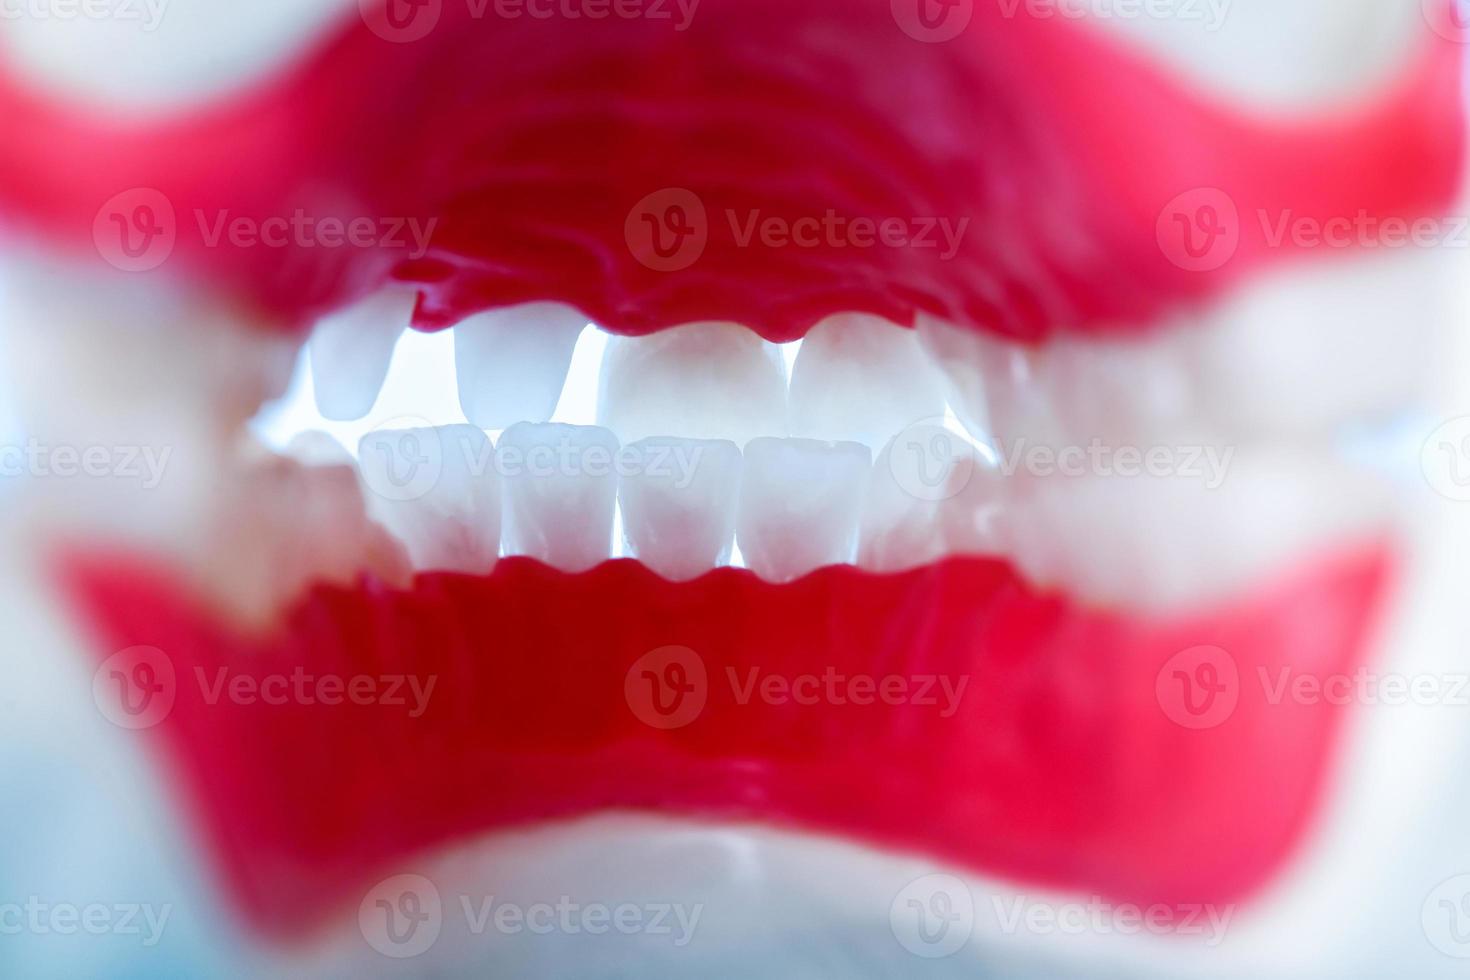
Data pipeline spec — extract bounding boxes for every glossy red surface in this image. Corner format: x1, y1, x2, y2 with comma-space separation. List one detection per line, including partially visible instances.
0, 1, 1460, 341
64, 547, 1389, 937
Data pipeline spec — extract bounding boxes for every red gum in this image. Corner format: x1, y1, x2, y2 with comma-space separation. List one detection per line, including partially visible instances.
0, 2, 1461, 342
62, 547, 1389, 938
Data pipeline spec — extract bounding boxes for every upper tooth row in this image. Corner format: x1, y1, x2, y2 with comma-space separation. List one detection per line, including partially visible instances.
311, 303, 949, 450
309, 248, 1439, 453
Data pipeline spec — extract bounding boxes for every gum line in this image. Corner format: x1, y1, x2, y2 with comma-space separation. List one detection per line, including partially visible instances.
63, 545, 1389, 937
0, 1, 1460, 341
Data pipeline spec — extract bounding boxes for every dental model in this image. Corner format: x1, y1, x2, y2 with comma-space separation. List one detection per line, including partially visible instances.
0, 2, 1465, 977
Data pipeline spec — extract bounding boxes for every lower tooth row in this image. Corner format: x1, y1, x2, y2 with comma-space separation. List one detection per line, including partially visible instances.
353, 424, 889, 583
325, 421, 1384, 610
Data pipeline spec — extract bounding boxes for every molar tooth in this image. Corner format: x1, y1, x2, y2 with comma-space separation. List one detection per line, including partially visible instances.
788, 313, 945, 447
308, 286, 415, 421
499, 423, 619, 572
1188, 251, 1438, 440
618, 437, 742, 582
357, 425, 501, 575
598, 321, 788, 446
736, 437, 871, 583
454, 302, 587, 429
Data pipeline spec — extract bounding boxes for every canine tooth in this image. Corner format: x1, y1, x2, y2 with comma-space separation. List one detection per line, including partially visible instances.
499, 423, 619, 572
619, 437, 742, 581
357, 425, 501, 575
859, 424, 1005, 572
736, 438, 871, 582
788, 313, 945, 447
598, 322, 788, 446
454, 302, 587, 429
308, 286, 415, 421
916, 315, 1065, 449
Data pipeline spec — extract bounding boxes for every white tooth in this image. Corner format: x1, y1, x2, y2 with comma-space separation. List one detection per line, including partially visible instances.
618, 437, 742, 581
285, 430, 354, 468
788, 313, 945, 447
357, 425, 501, 575
454, 302, 587, 429
858, 423, 1005, 573
1189, 251, 1439, 440
736, 438, 871, 582
1006, 451, 1387, 612
598, 322, 788, 446
308, 286, 415, 422
1090, 1, 1421, 111
499, 423, 619, 572
916, 314, 1063, 449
